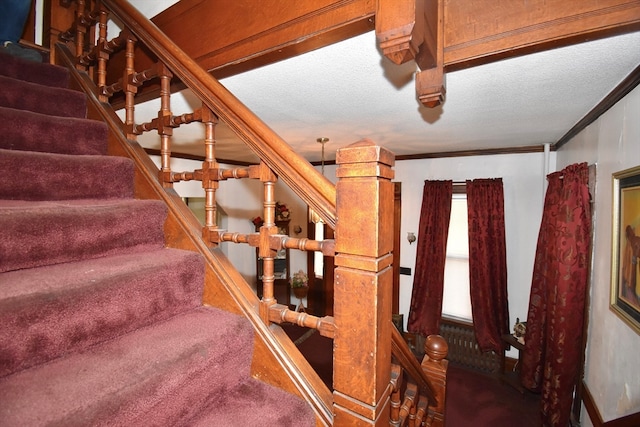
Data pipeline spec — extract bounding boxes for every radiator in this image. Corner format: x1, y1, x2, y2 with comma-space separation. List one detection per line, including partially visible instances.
438, 317, 502, 375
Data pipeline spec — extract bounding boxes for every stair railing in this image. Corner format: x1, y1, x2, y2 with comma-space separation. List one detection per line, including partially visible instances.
46, 0, 446, 424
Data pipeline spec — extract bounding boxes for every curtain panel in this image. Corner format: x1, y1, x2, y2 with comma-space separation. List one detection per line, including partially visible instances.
520, 162, 592, 427
407, 180, 452, 336
466, 178, 510, 354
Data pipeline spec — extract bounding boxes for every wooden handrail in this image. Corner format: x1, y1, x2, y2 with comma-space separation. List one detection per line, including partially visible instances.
391, 325, 437, 405
102, 0, 337, 228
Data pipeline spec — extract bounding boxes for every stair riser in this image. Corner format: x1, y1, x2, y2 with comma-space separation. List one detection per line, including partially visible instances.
0, 199, 167, 273
0, 149, 134, 201
0, 106, 108, 155
0, 74, 87, 118
0, 50, 70, 88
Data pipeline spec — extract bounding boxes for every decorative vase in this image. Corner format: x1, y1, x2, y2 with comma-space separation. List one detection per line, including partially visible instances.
293, 287, 308, 299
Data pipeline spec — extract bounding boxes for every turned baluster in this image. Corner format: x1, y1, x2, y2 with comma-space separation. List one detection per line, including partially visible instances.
408, 393, 419, 427
414, 397, 428, 426
199, 105, 220, 244
398, 382, 417, 425
157, 63, 174, 188
258, 165, 278, 323
389, 365, 402, 426
123, 36, 137, 139
85, 7, 98, 78
96, 5, 109, 102
74, 0, 86, 59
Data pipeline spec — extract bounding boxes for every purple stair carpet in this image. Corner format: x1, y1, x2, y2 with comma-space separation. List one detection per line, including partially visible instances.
0, 50, 314, 426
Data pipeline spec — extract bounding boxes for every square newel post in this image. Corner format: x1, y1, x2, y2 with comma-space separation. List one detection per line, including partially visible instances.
333, 139, 396, 426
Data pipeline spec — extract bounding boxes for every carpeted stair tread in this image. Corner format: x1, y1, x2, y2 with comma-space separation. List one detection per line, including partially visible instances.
0, 74, 87, 118
0, 50, 70, 88
0, 148, 134, 201
0, 248, 205, 378
0, 199, 167, 273
0, 307, 256, 427
0, 106, 108, 155
188, 378, 316, 427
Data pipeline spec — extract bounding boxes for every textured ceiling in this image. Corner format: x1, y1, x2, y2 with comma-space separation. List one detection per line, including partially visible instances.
128, 2, 640, 164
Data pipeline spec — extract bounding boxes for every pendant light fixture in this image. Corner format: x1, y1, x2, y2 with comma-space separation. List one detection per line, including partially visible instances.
309, 137, 329, 224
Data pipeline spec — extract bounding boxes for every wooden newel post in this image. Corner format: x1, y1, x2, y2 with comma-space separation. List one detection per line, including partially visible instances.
422, 335, 448, 427
45, 0, 78, 64
333, 139, 395, 426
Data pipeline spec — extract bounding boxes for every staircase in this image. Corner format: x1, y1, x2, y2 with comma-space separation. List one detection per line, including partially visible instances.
0, 50, 314, 426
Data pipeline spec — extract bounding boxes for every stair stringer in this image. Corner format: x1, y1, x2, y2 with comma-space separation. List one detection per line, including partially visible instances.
55, 43, 333, 427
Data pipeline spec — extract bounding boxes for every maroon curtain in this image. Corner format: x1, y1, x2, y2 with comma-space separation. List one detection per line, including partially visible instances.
466, 179, 510, 354
407, 180, 452, 336
520, 163, 592, 427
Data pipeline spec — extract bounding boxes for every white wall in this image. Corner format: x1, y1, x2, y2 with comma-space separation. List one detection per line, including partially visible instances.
394, 152, 552, 357
556, 85, 640, 423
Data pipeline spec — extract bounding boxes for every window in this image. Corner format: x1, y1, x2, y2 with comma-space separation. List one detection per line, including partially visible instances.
442, 193, 472, 320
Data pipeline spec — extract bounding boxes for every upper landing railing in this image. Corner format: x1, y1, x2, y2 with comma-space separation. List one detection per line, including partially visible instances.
47, 1, 447, 425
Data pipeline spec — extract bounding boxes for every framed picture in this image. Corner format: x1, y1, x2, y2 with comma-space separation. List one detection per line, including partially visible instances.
610, 165, 640, 335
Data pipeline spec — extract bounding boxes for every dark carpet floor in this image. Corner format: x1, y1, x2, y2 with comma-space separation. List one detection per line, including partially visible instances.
282, 324, 541, 427
445, 364, 541, 427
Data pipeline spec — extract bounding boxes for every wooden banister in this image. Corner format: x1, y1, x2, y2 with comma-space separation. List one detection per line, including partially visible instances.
102, 0, 337, 229
391, 326, 437, 405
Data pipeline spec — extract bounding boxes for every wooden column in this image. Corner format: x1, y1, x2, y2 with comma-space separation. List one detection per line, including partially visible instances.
333, 139, 395, 426
44, 0, 76, 64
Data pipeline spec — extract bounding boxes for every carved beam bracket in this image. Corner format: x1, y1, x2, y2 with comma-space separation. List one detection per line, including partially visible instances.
376, 0, 446, 109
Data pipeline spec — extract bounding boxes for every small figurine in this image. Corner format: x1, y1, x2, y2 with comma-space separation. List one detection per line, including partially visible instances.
513, 317, 527, 345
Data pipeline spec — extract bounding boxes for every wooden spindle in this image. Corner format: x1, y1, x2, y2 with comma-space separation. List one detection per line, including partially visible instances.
86, 4, 97, 79
399, 382, 417, 425
201, 105, 219, 239
158, 63, 174, 188
96, 6, 109, 102
390, 365, 402, 426
123, 35, 137, 139
258, 164, 278, 323
415, 397, 428, 426
74, 0, 86, 59
217, 167, 251, 180
272, 309, 335, 338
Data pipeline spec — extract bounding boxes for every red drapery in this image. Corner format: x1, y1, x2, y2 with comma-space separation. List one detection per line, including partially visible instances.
520, 163, 592, 427
407, 180, 452, 336
466, 178, 510, 353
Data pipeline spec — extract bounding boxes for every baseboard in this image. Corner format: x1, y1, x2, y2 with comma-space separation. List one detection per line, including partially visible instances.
582, 381, 640, 427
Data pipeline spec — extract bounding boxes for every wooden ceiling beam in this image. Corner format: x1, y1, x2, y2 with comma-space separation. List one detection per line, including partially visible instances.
442, 0, 640, 71
109, 0, 640, 106
147, 0, 640, 77
107, 0, 376, 105
151, 0, 376, 79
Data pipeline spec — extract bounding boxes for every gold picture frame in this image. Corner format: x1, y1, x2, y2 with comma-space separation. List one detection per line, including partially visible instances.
610, 165, 640, 335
